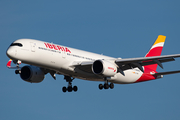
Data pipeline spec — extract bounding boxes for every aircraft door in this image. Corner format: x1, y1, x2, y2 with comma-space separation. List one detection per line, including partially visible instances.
30, 42, 36, 52
62, 51, 66, 58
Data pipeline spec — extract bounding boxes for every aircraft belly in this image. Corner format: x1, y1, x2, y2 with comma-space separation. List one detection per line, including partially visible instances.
55, 68, 102, 81
55, 68, 144, 84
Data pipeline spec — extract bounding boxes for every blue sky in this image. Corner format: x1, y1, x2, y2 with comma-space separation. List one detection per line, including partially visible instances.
1, 0, 180, 120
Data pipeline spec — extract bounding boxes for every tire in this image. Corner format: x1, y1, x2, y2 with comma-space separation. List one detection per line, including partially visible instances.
73, 86, 78, 92
99, 84, 104, 90
15, 70, 20, 74
104, 83, 109, 89
62, 87, 67, 92
68, 86, 73, 92
109, 83, 114, 89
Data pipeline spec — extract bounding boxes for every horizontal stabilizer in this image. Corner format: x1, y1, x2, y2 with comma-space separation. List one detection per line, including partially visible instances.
152, 70, 180, 76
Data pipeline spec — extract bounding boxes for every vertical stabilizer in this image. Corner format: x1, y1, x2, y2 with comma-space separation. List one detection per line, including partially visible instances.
145, 35, 166, 71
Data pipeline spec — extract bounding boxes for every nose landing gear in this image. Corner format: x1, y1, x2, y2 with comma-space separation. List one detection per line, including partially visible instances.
62, 76, 78, 93
14, 60, 21, 74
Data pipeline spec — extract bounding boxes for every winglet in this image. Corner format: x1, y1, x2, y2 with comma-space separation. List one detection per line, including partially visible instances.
6, 59, 12, 68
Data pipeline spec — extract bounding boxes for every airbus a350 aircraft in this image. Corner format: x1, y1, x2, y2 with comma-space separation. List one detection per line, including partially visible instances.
6, 35, 180, 92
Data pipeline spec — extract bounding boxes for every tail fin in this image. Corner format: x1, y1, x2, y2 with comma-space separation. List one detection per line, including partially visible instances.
145, 35, 166, 71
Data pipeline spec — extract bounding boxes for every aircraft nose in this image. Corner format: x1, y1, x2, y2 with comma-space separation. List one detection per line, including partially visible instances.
6, 48, 15, 58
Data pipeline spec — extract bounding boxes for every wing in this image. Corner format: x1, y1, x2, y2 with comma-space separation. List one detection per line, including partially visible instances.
115, 54, 180, 72
70, 54, 180, 74
71, 54, 180, 73
6, 59, 57, 80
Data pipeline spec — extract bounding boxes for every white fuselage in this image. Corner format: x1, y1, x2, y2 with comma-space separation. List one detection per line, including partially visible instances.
7, 39, 143, 84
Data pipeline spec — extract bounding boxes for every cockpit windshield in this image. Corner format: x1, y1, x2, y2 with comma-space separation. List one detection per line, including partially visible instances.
10, 43, 23, 47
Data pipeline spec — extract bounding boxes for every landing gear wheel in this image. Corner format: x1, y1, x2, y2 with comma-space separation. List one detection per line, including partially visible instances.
98, 78, 115, 90
73, 86, 78, 92
104, 83, 109, 89
99, 84, 104, 90
109, 83, 114, 89
63, 76, 78, 93
15, 70, 20, 74
62, 87, 67, 92
67, 86, 73, 92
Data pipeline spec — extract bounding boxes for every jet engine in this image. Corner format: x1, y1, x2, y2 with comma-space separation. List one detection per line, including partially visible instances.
92, 60, 117, 77
20, 66, 45, 83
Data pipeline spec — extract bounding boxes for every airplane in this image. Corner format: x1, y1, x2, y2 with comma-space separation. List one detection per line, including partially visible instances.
6, 35, 180, 92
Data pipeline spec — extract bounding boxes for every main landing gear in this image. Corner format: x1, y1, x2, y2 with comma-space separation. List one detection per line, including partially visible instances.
62, 76, 78, 93
98, 78, 114, 90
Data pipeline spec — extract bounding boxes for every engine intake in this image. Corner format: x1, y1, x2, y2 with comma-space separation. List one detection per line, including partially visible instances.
92, 60, 117, 77
20, 66, 45, 83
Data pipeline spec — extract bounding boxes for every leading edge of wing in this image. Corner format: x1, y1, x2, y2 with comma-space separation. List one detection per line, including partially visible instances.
70, 61, 94, 67
115, 54, 180, 63
70, 61, 94, 73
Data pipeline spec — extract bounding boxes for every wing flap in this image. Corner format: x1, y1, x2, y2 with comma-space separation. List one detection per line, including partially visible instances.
141, 57, 175, 66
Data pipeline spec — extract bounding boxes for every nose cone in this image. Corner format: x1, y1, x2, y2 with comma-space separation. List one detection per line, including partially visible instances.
6, 48, 15, 59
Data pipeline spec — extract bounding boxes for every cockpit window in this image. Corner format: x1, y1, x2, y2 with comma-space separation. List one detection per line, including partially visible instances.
10, 43, 23, 47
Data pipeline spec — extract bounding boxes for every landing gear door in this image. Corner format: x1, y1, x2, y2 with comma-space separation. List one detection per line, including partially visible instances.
30, 42, 36, 52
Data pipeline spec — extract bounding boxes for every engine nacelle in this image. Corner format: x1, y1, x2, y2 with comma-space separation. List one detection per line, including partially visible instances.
92, 60, 117, 77
20, 66, 45, 83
